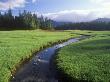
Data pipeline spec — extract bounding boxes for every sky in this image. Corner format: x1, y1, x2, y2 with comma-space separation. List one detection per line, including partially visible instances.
0, 0, 110, 22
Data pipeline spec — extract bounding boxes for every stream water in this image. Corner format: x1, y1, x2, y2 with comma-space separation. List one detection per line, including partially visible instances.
11, 36, 88, 82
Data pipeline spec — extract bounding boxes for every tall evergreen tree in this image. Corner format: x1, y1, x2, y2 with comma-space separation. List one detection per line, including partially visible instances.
0, 9, 54, 30
33, 14, 39, 29
45, 17, 53, 30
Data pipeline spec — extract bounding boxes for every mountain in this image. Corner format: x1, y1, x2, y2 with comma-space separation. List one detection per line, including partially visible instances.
92, 18, 110, 23
53, 18, 110, 28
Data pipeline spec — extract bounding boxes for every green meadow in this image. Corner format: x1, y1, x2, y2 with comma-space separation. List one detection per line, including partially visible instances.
0, 30, 77, 82
56, 31, 110, 82
1, 30, 110, 82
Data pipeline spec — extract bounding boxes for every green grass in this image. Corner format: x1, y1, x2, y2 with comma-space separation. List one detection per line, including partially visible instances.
0, 30, 77, 82
56, 31, 110, 82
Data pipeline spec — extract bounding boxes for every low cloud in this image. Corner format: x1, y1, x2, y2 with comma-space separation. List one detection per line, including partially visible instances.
41, 9, 110, 22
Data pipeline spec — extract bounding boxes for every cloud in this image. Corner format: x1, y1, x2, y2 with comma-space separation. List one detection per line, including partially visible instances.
41, 9, 110, 22
90, 0, 110, 3
90, 0, 110, 9
0, 0, 27, 10
32, 0, 37, 3
39, 0, 110, 22
42, 10, 91, 22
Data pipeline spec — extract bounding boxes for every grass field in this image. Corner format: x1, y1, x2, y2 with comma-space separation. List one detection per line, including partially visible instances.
56, 31, 110, 82
0, 30, 78, 82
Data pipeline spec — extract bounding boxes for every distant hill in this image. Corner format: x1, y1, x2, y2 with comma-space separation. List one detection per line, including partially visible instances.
53, 18, 110, 27
92, 18, 110, 23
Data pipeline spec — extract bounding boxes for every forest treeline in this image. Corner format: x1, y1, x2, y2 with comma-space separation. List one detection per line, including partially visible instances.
0, 9, 53, 30
55, 22, 110, 30
1, 9, 110, 31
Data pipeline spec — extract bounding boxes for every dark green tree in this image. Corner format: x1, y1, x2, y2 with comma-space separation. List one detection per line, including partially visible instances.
0, 9, 54, 30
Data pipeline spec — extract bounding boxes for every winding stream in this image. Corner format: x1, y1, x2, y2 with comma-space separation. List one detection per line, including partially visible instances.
11, 36, 88, 82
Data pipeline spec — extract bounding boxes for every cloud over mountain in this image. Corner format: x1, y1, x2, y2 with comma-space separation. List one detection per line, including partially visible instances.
42, 9, 110, 22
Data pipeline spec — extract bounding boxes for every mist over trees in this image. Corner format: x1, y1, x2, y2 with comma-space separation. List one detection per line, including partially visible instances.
0, 9, 53, 30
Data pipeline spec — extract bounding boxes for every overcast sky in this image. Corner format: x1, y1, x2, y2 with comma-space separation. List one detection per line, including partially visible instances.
0, 0, 110, 22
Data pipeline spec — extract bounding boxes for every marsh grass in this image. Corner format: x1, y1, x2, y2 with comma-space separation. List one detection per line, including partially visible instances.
56, 31, 110, 82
